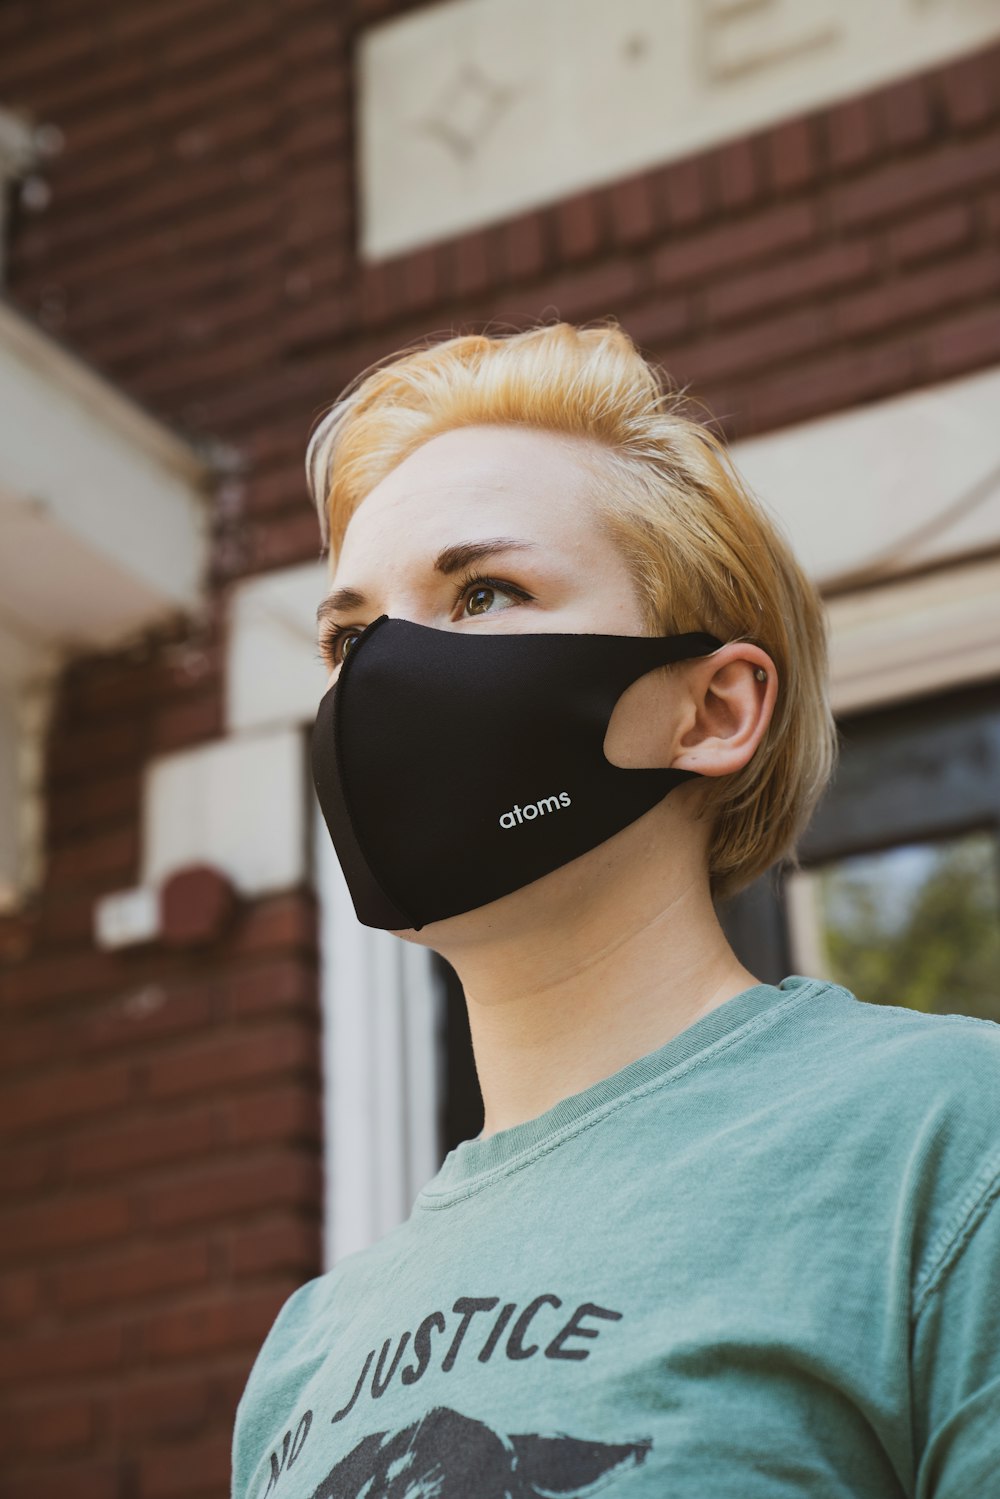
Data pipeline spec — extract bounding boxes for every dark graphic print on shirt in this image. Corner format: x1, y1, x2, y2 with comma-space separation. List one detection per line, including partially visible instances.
257, 1291, 654, 1497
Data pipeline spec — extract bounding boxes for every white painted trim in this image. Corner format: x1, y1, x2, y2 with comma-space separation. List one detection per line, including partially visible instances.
826, 553, 1000, 716
315, 801, 445, 1267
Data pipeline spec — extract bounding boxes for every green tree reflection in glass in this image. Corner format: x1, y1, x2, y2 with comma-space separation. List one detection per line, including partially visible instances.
813, 830, 1000, 1023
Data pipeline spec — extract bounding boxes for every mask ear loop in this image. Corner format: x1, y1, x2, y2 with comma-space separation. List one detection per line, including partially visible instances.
598, 631, 726, 776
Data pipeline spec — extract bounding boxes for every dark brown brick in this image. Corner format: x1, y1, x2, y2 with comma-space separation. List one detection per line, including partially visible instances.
55, 1238, 211, 1311
113, 1373, 214, 1442
498, 210, 547, 282
824, 97, 878, 172
664, 156, 710, 228
877, 76, 934, 150
222, 1083, 322, 1148
67, 1105, 216, 1179
0, 1321, 125, 1383
672, 306, 827, 384
831, 134, 1000, 229
767, 118, 816, 193
835, 250, 1000, 338
713, 137, 759, 211
653, 201, 818, 287
608, 173, 659, 248
0, 1060, 133, 1137
887, 203, 975, 268
555, 190, 604, 263
925, 302, 1000, 378
142, 1153, 321, 1230
2, 1189, 132, 1262
226, 1216, 321, 1279
137, 1432, 232, 1498
140, 1285, 293, 1361
706, 241, 875, 324
0, 1393, 94, 1454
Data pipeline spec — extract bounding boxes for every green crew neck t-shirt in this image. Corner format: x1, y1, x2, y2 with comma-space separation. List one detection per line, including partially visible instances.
231, 974, 1000, 1498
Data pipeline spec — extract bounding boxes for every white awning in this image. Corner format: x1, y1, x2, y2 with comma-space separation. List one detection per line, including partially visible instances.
0, 294, 215, 909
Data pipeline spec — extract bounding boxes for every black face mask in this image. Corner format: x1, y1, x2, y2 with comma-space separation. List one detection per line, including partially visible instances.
311, 615, 724, 931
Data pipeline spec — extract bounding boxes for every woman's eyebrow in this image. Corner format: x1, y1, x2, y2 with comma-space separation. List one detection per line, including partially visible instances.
316, 536, 541, 624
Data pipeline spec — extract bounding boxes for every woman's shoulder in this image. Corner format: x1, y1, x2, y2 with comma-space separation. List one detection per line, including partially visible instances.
794, 974, 1000, 1088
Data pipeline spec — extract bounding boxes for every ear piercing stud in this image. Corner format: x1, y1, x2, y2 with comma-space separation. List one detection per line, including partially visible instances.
754, 667, 767, 681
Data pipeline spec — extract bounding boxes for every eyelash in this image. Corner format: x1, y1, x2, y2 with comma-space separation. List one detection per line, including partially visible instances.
316, 570, 535, 668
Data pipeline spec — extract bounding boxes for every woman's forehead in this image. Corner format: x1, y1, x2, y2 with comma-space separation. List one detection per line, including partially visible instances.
337, 428, 606, 563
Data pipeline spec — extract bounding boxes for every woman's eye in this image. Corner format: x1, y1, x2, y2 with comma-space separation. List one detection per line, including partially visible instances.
318, 626, 361, 669
459, 575, 531, 618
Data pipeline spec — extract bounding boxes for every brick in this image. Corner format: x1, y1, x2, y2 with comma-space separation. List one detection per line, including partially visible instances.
664, 156, 710, 228
113, 1373, 214, 1441
219, 957, 316, 1020
542, 260, 642, 322
555, 190, 604, 263
499, 211, 547, 282
357, 261, 394, 328
887, 203, 975, 269
608, 173, 659, 248
672, 306, 827, 385
451, 229, 493, 298
706, 241, 875, 324
0, 1137, 56, 1197
244, 508, 325, 571
55, 1238, 211, 1312
824, 96, 878, 172
137, 1432, 232, 1499
143, 1021, 316, 1102
49, 771, 140, 838
108, 0, 237, 47
47, 826, 138, 888
397, 244, 443, 315
148, 692, 224, 754
831, 134, 1000, 229
67, 1104, 216, 1179
0, 1268, 42, 1326
142, 1152, 321, 1230
140, 1285, 294, 1361
54, 141, 161, 210
222, 1083, 322, 1148
155, 4, 273, 72
745, 339, 916, 432
767, 118, 816, 193
233, 893, 318, 959
0, 1321, 124, 1383
0, 13, 100, 84
0, 1394, 94, 1453
2, 1189, 131, 1262
877, 76, 933, 150
2, 1462, 121, 1499
713, 137, 759, 211
653, 201, 818, 287
623, 296, 691, 351
78, 981, 215, 1056
835, 250, 1000, 339
941, 50, 1000, 130
0, 1059, 132, 1136
925, 303, 1000, 379
227, 1216, 321, 1278
2, 948, 121, 1011
47, 719, 144, 782
0, 1013, 67, 1073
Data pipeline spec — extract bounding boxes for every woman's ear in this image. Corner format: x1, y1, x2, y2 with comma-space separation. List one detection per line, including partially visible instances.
669, 645, 777, 778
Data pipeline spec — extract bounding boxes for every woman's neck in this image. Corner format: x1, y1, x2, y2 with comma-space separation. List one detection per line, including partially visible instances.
430, 795, 760, 1140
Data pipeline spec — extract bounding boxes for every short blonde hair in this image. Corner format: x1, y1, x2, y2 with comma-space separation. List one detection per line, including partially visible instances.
305, 318, 839, 904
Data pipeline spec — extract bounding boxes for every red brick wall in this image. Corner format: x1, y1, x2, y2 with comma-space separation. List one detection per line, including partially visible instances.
0, 1, 998, 1493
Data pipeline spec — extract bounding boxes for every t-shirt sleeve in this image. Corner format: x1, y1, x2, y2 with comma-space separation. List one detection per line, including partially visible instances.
910, 1157, 1000, 1499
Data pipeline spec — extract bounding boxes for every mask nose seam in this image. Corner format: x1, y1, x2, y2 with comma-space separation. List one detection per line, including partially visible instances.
331, 618, 422, 930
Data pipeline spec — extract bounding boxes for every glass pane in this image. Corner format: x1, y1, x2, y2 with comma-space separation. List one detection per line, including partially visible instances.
786, 829, 1000, 1022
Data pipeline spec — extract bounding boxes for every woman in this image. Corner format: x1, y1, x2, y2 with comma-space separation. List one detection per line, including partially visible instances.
232, 320, 999, 1497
